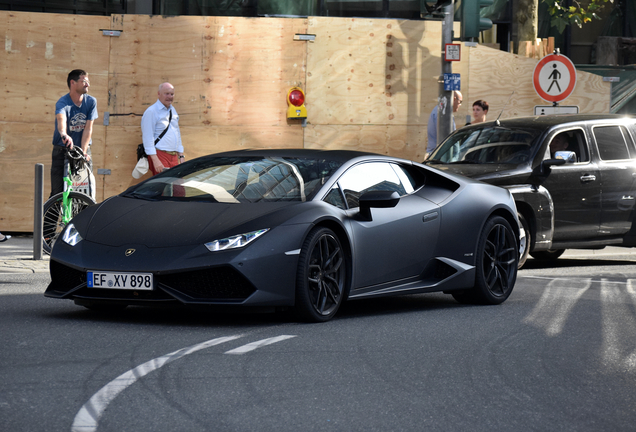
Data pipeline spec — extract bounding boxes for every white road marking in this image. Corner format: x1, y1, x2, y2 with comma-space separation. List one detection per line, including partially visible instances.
224, 335, 297, 355
71, 335, 242, 432
71, 333, 298, 432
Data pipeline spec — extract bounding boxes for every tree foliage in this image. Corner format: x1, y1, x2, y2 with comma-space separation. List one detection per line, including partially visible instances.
543, 0, 614, 33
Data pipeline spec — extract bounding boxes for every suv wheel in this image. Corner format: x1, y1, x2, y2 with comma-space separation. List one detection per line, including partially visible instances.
518, 213, 531, 269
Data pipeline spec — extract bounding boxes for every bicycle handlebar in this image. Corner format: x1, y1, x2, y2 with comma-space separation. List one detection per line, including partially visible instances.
65, 146, 92, 176
66, 146, 87, 161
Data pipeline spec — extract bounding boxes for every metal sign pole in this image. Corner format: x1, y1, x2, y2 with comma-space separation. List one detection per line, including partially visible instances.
33, 164, 44, 260
437, 1, 455, 146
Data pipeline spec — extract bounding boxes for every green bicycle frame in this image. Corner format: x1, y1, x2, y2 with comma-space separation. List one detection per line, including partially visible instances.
62, 175, 73, 224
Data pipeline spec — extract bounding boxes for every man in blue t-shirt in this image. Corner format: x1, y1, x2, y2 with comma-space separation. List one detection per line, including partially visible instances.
50, 69, 98, 197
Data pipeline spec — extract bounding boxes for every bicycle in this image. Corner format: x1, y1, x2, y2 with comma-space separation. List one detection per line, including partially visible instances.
42, 146, 96, 254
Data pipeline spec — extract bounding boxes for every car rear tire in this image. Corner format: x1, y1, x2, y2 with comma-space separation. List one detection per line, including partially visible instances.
453, 216, 518, 305
530, 249, 565, 261
295, 227, 346, 323
518, 212, 531, 269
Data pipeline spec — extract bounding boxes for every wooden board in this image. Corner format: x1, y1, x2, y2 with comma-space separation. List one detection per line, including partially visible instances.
305, 124, 426, 161
0, 11, 110, 124
0, 11, 614, 232
107, 15, 309, 127
307, 17, 443, 126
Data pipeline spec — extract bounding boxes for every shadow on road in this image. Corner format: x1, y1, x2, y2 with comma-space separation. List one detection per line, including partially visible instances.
40, 292, 468, 327
522, 257, 636, 270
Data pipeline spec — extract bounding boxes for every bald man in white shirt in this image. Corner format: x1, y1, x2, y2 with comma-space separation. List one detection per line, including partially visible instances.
141, 82, 185, 175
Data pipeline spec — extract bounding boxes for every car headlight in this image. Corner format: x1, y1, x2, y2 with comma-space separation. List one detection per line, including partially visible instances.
205, 229, 269, 252
62, 223, 83, 246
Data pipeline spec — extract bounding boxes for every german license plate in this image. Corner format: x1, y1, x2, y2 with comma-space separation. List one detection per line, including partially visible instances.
87, 271, 153, 290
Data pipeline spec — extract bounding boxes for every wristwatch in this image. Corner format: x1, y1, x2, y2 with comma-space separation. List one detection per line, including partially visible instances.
178, 155, 185, 159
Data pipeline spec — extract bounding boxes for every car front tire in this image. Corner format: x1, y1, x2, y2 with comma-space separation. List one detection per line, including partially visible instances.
295, 227, 347, 323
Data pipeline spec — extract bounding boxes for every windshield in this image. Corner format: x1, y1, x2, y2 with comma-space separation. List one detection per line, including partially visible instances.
123, 156, 344, 203
428, 126, 541, 165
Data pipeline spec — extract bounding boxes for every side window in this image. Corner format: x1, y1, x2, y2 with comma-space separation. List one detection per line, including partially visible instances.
324, 187, 346, 209
547, 129, 589, 162
393, 164, 426, 191
336, 162, 410, 209
594, 126, 633, 161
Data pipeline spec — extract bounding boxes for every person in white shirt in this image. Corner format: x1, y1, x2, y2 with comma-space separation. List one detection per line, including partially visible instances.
141, 82, 184, 175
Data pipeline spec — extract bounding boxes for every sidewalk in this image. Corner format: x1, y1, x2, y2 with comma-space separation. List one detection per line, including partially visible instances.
0, 234, 50, 274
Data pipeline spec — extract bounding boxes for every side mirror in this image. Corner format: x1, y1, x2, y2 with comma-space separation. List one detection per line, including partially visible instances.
554, 150, 577, 163
359, 190, 400, 221
539, 157, 566, 175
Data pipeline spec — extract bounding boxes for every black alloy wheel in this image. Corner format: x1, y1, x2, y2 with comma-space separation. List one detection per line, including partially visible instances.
295, 227, 347, 322
453, 216, 518, 305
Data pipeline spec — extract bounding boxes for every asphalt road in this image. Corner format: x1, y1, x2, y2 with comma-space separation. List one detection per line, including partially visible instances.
2, 254, 636, 432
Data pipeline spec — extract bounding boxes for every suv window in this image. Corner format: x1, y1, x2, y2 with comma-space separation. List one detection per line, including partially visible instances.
593, 125, 635, 161
547, 129, 589, 162
430, 126, 540, 164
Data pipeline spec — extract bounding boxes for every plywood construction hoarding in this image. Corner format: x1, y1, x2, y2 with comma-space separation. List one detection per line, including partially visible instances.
0, 11, 610, 232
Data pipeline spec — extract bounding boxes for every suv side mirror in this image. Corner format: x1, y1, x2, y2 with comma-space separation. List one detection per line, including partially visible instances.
554, 150, 577, 163
359, 190, 400, 221
540, 157, 567, 175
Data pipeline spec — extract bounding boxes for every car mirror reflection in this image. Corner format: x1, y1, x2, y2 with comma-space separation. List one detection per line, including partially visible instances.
554, 150, 577, 163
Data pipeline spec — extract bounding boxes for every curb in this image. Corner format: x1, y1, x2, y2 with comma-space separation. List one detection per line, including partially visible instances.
0, 258, 50, 274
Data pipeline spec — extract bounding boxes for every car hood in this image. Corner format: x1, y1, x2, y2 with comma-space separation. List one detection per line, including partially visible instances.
81, 196, 302, 248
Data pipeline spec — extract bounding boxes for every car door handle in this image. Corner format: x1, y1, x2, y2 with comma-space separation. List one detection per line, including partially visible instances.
422, 211, 439, 223
580, 174, 596, 183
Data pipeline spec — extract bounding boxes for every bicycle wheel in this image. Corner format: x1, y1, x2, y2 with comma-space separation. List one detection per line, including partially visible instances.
43, 192, 95, 254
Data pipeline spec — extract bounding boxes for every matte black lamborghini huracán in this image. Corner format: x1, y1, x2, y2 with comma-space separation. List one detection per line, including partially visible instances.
46, 149, 520, 322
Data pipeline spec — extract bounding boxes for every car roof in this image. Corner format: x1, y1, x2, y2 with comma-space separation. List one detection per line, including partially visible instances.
473, 114, 636, 131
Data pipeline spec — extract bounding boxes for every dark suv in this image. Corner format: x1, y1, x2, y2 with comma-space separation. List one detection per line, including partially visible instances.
426, 114, 636, 267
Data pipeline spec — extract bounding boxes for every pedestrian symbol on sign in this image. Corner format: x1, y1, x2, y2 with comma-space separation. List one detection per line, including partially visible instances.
547, 64, 561, 93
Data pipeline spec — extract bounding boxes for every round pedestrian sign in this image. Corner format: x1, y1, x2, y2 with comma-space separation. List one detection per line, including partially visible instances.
533, 54, 577, 103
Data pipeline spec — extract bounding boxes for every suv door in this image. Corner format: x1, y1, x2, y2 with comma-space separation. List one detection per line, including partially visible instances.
541, 128, 601, 242
592, 124, 636, 236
